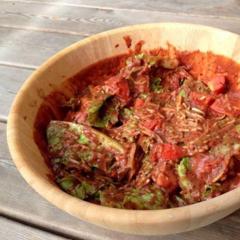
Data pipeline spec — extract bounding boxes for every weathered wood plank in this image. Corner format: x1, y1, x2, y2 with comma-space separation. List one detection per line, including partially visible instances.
0, 1, 239, 75
0, 216, 68, 240
0, 65, 32, 119
0, 121, 12, 160
1, 122, 240, 239
6, 0, 240, 18
0, 27, 79, 119
0, 1, 240, 37
0, 27, 82, 119
0, 27, 83, 67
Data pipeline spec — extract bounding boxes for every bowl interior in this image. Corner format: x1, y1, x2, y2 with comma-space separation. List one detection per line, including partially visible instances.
7, 23, 240, 235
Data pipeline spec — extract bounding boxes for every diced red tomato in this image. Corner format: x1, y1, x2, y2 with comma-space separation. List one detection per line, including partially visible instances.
134, 98, 145, 109
152, 162, 178, 192
210, 92, 240, 116
191, 153, 229, 184
141, 117, 162, 131
203, 75, 226, 94
190, 92, 213, 110
150, 143, 185, 162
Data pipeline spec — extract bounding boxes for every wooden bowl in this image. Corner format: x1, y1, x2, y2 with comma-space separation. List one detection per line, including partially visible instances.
7, 23, 240, 235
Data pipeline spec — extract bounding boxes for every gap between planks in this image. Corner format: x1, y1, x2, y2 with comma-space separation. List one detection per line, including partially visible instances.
0, 116, 8, 123
0, 24, 91, 37
3, 0, 240, 21
0, 215, 75, 240
0, 60, 38, 70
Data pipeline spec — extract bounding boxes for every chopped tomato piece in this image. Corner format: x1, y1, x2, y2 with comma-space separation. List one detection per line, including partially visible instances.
134, 98, 145, 109
152, 162, 178, 192
150, 143, 185, 162
191, 154, 230, 184
204, 75, 226, 94
190, 92, 213, 110
141, 117, 162, 131
210, 92, 240, 116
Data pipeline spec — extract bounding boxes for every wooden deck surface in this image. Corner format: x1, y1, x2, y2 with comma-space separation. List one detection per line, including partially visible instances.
1, 1, 240, 239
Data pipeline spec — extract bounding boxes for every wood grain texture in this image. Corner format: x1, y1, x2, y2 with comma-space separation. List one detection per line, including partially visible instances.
5, 0, 240, 18
0, 2, 240, 120
0, 65, 32, 119
7, 23, 240, 235
1, 1, 240, 35
0, 27, 83, 67
0, 122, 240, 239
0, 216, 68, 240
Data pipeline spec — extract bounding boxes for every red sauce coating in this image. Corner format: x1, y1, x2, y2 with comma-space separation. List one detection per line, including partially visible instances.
34, 46, 240, 209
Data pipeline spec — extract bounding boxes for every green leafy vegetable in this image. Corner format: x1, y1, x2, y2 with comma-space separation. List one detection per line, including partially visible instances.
135, 53, 145, 60
123, 187, 164, 210
177, 157, 191, 189
47, 124, 66, 151
236, 124, 240, 133
77, 151, 93, 162
88, 97, 120, 128
203, 183, 221, 199
121, 108, 133, 119
75, 181, 96, 199
87, 100, 106, 126
99, 184, 164, 210
58, 177, 74, 191
139, 93, 149, 99
150, 77, 163, 93
179, 89, 186, 97
47, 121, 124, 154
78, 134, 89, 144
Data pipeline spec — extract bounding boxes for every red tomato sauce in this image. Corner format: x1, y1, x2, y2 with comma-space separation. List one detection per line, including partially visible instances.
34, 45, 240, 209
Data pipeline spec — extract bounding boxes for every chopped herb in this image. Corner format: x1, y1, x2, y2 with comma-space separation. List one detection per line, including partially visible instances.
78, 151, 93, 161
236, 124, 240, 133
75, 181, 96, 199
139, 93, 149, 99
148, 59, 157, 67
121, 108, 133, 119
59, 177, 74, 191
203, 183, 220, 198
150, 77, 163, 93
135, 53, 145, 60
177, 157, 190, 177
87, 100, 104, 125
179, 89, 186, 97
123, 187, 163, 210
177, 157, 191, 189
47, 124, 65, 151
78, 134, 89, 144
88, 97, 120, 128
